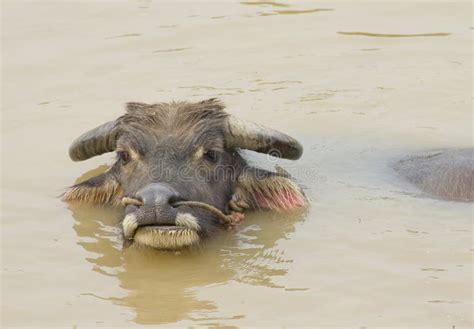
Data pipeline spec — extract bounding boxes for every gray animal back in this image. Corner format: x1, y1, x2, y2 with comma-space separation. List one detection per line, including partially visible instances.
395, 148, 473, 201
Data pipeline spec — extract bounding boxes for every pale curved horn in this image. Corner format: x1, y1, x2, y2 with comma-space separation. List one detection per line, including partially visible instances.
225, 116, 303, 160
69, 121, 118, 161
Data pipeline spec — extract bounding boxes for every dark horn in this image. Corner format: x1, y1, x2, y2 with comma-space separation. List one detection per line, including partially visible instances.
225, 116, 303, 160
69, 121, 118, 161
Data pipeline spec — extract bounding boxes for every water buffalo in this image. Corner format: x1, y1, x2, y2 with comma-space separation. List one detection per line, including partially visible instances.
63, 99, 306, 250
395, 148, 473, 202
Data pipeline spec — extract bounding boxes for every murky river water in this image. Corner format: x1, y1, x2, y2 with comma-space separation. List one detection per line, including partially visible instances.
2, 1, 472, 327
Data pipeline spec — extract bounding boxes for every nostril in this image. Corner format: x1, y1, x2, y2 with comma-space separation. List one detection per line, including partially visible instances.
169, 194, 186, 207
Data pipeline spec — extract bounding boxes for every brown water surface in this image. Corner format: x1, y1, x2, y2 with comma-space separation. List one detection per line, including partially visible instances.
1, 1, 472, 327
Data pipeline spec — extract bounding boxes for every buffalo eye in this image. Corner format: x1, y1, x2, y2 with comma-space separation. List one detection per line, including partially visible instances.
203, 150, 219, 163
117, 151, 131, 165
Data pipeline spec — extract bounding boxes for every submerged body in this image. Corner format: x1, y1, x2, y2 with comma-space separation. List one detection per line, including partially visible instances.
396, 148, 473, 202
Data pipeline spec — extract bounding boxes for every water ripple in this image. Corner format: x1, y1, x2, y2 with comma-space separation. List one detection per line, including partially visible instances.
105, 33, 141, 39
241, 1, 290, 8
338, 31, 450, 38
152, 47, 192, 53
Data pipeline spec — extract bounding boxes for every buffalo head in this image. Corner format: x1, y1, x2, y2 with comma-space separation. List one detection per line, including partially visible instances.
63, 99, 306, 250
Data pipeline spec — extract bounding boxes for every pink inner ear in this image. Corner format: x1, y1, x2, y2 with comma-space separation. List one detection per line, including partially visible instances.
254, 187, 305, 211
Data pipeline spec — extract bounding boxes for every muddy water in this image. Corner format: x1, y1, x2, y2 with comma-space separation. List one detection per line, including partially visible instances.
2, 1, 472, 327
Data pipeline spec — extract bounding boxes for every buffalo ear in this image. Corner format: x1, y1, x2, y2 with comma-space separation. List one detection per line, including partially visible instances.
233, 168, 307, 211
62, 173, 122, 205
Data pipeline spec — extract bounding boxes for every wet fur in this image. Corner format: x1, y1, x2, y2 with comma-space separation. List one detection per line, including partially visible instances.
234, 169, 307, 211
62, 172, 122, 205
117, 99, 228, 156
133, 226, 201, 250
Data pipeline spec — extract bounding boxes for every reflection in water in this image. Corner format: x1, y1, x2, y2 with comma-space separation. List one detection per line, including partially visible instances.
338, 31, 451, 38
68, 166, 305, 325
71, 205, 124, 275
